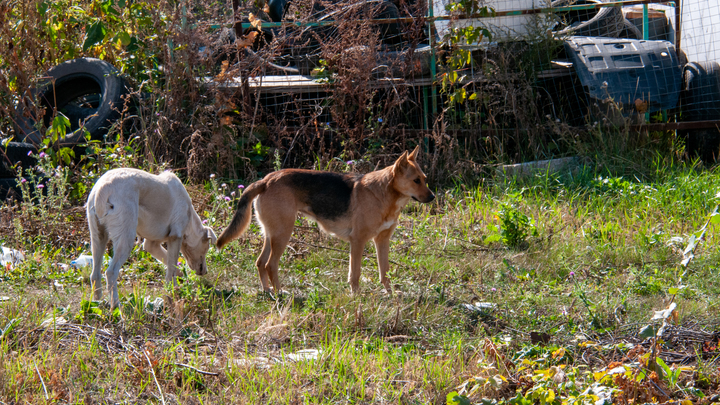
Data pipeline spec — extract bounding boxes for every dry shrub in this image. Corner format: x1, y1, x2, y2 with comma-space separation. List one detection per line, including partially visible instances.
1, 0, 669, 189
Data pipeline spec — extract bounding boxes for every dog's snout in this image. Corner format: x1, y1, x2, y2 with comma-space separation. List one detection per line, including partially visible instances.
413, 191, 435, 203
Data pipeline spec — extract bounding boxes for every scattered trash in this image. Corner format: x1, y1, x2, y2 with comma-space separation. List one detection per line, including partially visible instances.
229, 349, 321, 369
285, 349, 321, 362
0, 296, 9, 302
232, 357, 273, 369
1, 246, 25, 268
461, 302, 497, 313
460, 302, 500, 326
667, 236, 684, 246
581, 382, 615, 405
147, 297, 164, 314
40, 316, 68, 328
71, 254, 93, 268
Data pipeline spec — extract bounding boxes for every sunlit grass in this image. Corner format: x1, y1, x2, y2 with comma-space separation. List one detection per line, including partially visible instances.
2, 159, 720, 402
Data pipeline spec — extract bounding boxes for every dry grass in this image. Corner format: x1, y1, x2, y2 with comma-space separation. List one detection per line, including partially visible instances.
2, 158, 720, 402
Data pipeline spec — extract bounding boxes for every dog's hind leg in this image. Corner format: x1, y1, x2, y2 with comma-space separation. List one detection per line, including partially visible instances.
88, 214, 108, 301
256, 235, 273, 292
105, 231, 134, 309
256, 227, 293, 293
255, 197, 295, 293
267, 228, 293, 293
104, 202, 138, 309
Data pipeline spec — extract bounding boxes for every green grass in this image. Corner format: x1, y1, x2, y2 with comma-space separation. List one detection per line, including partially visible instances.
2, 159, 720, 403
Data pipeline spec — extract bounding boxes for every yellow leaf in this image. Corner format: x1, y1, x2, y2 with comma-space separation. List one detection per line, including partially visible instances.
237, 31, 259, 49
552, 347, 566, 359
248, 13, 263, 29
215, 60, 230, 80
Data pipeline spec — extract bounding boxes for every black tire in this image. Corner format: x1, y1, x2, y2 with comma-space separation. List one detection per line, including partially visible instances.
0, 142, 37, 178
13, 58, 129, 146
552, 0, 626, 38
679, 61, 720, 162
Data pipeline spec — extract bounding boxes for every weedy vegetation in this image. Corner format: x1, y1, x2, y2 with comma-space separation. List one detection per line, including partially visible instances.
3, 154, 720, 403
2, 0, 720, 404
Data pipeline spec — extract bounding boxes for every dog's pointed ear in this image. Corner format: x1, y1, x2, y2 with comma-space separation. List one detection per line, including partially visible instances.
408, 145, 420, 161
204, 227, 218, 245
393, 151, 409, 173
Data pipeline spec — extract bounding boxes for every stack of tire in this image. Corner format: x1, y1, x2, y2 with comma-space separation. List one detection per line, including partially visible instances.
1, 58, 128, 202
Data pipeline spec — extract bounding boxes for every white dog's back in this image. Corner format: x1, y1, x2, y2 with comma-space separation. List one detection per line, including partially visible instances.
87, 169, 190, 241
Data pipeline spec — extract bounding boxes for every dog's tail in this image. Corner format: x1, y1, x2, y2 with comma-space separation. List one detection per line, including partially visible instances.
216, 179, 267, 249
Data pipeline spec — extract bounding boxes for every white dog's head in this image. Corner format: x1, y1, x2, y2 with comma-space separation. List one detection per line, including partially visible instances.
181, 226, 217, 276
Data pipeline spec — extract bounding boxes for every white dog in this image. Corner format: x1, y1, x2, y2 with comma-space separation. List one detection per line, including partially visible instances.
86, 168, 217, 308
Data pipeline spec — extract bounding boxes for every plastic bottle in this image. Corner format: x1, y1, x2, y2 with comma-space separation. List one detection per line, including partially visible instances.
71, 254, 94, 268
1, 246, 25, 267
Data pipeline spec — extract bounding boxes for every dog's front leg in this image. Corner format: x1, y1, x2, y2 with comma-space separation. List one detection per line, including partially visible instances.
373, 229, 394, 295
143, 240, 168, 265
348, 239, 367, 293
165, 237, 182, 286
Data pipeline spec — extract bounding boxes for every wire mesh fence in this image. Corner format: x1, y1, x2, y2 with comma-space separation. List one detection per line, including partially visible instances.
207, 0, 720, 172
2, 0, 718, 185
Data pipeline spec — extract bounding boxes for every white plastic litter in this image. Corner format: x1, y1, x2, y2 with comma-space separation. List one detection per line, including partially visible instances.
71, 254, 94, 268
41, 316, 68, 328
285, 349, 321, 362
1, 246, 25, 268
54, 263, 70, 271
461, 302, 497, 313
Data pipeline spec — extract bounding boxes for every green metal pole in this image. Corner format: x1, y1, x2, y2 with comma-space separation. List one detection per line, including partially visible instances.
428, 0, 438, 128
643, 3, 649, 122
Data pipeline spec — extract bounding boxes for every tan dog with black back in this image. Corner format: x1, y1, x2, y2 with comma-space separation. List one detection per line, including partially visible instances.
216, 146, 435, 294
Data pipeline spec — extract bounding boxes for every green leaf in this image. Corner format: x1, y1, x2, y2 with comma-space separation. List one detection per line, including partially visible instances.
710, 212, 720, 225
117, 31, 131, 46
639, 324, 656, 338
36, 1, 50, 15
668, 287, 679, 295
446, 392, 471, 405
83, 21, 107, 51
655, 357, 672, 376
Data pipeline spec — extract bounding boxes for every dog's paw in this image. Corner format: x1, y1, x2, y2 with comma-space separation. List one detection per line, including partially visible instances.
256, 290, 275, 301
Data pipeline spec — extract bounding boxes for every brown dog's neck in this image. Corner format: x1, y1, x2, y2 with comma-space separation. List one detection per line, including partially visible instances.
361, 166, 407, 217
